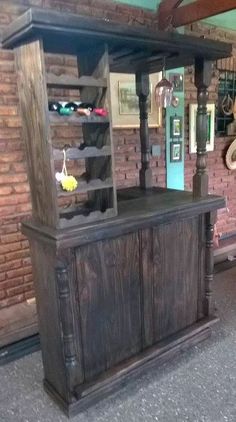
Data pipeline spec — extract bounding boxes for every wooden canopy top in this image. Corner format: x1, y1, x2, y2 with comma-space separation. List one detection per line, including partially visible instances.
2, 7, 232, 73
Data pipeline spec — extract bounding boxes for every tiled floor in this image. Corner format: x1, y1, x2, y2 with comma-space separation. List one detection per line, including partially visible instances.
0, 267, 235, 422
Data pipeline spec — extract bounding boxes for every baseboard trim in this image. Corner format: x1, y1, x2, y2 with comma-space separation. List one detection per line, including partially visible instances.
0, 334, 40, 366
44, 316, 217, 418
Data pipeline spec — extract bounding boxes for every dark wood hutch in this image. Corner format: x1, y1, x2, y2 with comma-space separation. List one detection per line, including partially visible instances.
2, 8, 232, 417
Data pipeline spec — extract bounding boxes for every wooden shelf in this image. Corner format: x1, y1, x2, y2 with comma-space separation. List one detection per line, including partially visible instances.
49, 112, 109, 125
59, 207, 116, 227
53, 145, 111, 160
57, 177, 113, 196
46, 73, 107, 88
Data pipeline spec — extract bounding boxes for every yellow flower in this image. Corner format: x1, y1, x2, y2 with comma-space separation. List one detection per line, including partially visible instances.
61, 175, 78, 192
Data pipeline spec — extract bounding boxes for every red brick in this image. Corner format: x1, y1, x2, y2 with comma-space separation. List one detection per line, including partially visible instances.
6, 266, 32, 280
0, 151, 24, 163
0, 186, 13, 195
5, 249, 29, 262
0, 259, 22, 273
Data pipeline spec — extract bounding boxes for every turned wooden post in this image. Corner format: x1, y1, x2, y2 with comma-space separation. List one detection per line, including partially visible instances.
205, 211, 217, 315
193, 59, 213, 198
136, 72, 152, 189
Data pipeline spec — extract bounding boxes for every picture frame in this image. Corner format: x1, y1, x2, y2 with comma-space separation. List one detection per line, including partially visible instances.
170, 141, 182, 162
169, 72, 184, 92
170, 115, 183, 139
189, 103, 215, 153
110, 72, 162, 128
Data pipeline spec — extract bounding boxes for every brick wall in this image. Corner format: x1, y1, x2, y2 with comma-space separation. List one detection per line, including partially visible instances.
0, 1, 235, 310
0, 0, 165, 309
185, 23, 236, 237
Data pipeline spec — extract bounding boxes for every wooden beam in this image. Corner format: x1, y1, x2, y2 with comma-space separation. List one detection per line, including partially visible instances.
158, 0, 184, 13
159, 0, 236, 30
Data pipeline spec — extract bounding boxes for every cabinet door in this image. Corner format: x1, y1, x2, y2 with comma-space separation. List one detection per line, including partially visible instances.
141, 216, 200, 347
75, 232, 141, 381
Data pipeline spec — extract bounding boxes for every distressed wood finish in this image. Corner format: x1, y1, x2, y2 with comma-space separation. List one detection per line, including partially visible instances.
76, 233, 141, 382
205, 211, 217, 315
136, 72, 152, 189
26, 201, 221, 416
141, 217, 199, 348
5, 8, 232, 418
14, 39, 58, 227
3, 8, 232, 72
78, 44, 117, 217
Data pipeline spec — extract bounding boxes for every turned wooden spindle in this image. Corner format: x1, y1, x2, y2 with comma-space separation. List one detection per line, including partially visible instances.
55, 253, 79, 393
193, 59, 213, 198
205, 211, 217, 315
136, 72, 152, 189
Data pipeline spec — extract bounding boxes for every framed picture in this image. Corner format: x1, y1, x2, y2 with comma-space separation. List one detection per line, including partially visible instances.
170, 141, 182, 162
169, 73, 184, 92
110, 72, 162, 128
170, 115, 183, 139
189, 103, 215, 153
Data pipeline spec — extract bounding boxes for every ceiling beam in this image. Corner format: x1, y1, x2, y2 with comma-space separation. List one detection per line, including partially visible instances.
158, 0, 184, 13
158, 0, 236, 30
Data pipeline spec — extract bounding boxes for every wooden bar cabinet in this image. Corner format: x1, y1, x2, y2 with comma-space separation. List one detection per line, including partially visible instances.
3, 8, 232, 417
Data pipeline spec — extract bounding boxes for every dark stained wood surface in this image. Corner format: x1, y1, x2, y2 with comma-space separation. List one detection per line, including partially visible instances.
44, 317, 217, 417
14, 39, 59, 227
78, 44, 117, 218
136, 72, 152, 189
22, 188, 225, 248
141, 217, 199, 347
2, 8, 232, 73
193, 59, 213, 198
29, 240, 69, 400
76, 233, 141, 381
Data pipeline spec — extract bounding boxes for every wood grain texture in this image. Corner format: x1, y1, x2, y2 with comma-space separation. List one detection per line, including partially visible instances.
197, 214, 206, 319
75, 233, 141, 382
3, 8, 232, 70
136, 72, 152, 189
193, 59, 213, 198
78, 44, 117, 217
205, 211, 217, 315
141, 217, 199, 346
29, 240, 68, 401
14, 39, 58, 227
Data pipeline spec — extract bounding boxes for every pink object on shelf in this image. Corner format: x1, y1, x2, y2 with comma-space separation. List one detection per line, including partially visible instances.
94, 108, 108, 117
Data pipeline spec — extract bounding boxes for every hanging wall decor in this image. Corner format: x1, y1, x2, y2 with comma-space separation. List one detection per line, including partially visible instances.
170, 141, 182, 162
110, 73, 162, 128
170, 115, 183, 139
189, 103, 215, 153
225, 138, 236, 170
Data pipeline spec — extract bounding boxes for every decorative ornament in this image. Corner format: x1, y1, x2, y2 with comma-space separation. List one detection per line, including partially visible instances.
94, 108, 108, 117
221, 93, 234, 116
225, 137, 236, 170
55, 149, 78, 192
155, 57, 173, 108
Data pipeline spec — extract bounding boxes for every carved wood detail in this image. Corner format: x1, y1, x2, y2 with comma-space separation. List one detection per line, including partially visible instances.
136, 72, 152, 189
55, 252, 81, 393
193, 59, 213, 198
204, 211, 217, 316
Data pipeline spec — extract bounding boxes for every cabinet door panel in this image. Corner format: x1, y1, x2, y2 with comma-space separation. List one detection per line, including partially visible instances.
142, 217, 199, 346
75, 232, 141, 381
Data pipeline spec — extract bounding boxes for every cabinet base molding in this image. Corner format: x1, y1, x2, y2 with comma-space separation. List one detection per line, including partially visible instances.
44, 316, 217, 418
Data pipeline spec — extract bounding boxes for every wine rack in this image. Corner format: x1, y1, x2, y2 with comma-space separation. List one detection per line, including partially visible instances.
14, 40, 117, 229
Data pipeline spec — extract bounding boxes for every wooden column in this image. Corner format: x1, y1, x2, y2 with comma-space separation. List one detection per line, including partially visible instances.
136, 72, 152, 189
14, 39, 58, 227
193, 59, 212, 198
204, 211, 217, 316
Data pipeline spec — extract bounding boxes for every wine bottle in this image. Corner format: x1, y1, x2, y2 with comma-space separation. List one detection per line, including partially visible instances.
77, 102, 94, 111
65, 102, 79, 112
48, 101, 62, 112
